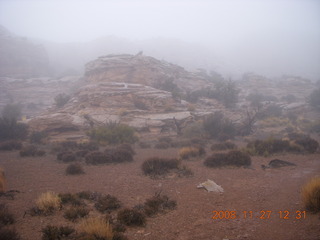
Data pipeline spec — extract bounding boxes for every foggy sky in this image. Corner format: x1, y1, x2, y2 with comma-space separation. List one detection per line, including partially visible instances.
0, 0, 319, 80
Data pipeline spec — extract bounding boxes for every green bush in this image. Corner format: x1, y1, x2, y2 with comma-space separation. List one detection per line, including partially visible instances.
246, 138, 290, 156
88, 124, 137, 144
203, 112, 236, 140
204, 150, 251, 168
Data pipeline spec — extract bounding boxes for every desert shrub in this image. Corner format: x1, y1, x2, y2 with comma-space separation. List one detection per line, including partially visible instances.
1, 103, 22, 121
0, 118, 28, 141
36, 192, 61, 215
158, 136, 172, 143
211, 142, 237, 151
177, 165, 194, 177
76, 150, 89, 158
117, 208, 146, 226
95, 195, 121, 213
107, 149, 133, 163
85, 151, 112, 165
66, 163, 85, 175
203, 112, 236, 140
116, 144, 135, 155
208, 79, 239, 108
246, 138, 291, 156
294, 137, 319, 153
258, 104, 283, 119
58, 193, 83, 206
0, 141, 22, 151
76, 191, 94, 200
179, 147, 202, 160
181, 122, 204, 138
57, 152, 77, 162
204, 150, 251, 168
54, 93, 70, 108
307, 120, 320, 133
154, 142, 171, 149
19, 145, 45, 157
141, 158, 179, 176
88, 124, 137, 144
29, 131, 47, 144
0, 228, 20, 240
144, 193, 177, 217
79, 217, 113, 240
139, 142, 151, 148
113, 232, 128, 240
42, 225, 75, 240
78, 141, 99, 151
64, 206, 89, 222
133, 98, 149, 110
302, 177, 320, 213
308, 88, 320, 111
0, 204, 14, 225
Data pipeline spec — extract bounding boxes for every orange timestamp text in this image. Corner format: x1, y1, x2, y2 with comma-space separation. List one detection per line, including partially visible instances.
211, 210, 306, 220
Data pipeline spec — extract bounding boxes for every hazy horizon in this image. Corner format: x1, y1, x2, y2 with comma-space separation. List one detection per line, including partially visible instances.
0, 0, 319, 80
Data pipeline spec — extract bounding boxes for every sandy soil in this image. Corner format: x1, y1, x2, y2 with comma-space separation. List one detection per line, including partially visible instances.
0, 147, 320, 240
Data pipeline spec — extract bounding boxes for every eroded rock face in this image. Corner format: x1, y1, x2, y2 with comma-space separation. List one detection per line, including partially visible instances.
85, 54, 211, 92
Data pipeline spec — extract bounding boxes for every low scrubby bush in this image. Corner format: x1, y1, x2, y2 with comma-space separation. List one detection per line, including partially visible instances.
0, 119, 28, 141
66, 163, 85, 175
106, 149, 133, 163
203, 112, 237, 140
58, 193, 83, 206
85, 151, 112, 165
0, 228, 20, 240
294, 137, 319, 153
88, 123, 137, 144
20, 145, 45, 157
246, 138, 290, 156
144, 193, 177, 217
64, 206, 89, 222
154, 142, 171, 149
204, 150, 251, 168
141, 158, 179, 176
179, 146, 204, 160
42, 225, 75, 240
0, 141, 22, 151
29, 131, 47, 144
117, 208, 146, 226
0, 204, 14, 226
95, 195, 121, 213
211, 142, 237, 151
57, 152, 77, 162
54, 93, 70, 108
302, 177, 320, 213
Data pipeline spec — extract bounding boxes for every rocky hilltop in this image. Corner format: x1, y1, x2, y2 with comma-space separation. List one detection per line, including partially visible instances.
29, 54, 218, 139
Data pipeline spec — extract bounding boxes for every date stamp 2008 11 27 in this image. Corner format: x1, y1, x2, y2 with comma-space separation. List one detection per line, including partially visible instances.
211, 210, 306, 220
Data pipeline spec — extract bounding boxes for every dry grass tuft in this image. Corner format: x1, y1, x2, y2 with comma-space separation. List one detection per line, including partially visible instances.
79, 217, 113, 240
302, 177, 320, 213
179, 147, 201, 160
36, 191, 61, 214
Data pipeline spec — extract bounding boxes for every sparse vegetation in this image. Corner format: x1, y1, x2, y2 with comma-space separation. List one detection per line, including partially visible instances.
0, 204, 14, 226
64, 206, 89, 221
302, 177, 320, 213
66, 163, 85, 175
141, 158, 179, 176
0, 227, 20, 240
20, 145, 46, 157
79, 217, 113, 240
204, 150, 251, 168
0, 168, 5, 193
117, 208, 146, 226
88, 123, 137, 144
0, 117, 28, 141
0, 141, 22, 151
95, 195, 121, 213
36, 192, 61, 215
203, 112, 236, 140
106, 148, 134, 163
59, 193, 83, 206
209, 79, 239, 108
211, 141, 237, 151
57, 151, 77, 162
85, 151, 112, 165
144, 193, 177, 217
41, 225, 75, 240
29, 131, 47, 144
179, 146, 204, 160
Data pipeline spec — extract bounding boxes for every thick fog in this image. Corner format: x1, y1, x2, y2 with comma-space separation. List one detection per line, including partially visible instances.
0, 0, 319, 80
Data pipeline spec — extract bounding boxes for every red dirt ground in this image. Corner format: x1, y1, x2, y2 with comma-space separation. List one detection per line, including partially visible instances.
1, 147, 320, 240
